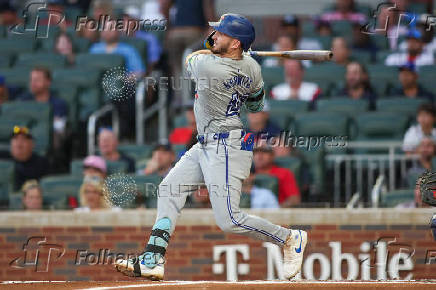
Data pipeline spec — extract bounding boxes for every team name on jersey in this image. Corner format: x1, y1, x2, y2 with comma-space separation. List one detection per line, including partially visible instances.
223, 75, 253, 90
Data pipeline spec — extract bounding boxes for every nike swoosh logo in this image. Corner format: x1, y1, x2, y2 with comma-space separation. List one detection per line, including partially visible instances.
295, 230, 302, 254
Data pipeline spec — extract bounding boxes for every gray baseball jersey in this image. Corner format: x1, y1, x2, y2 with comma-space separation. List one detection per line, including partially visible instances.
186, 53, 264, 134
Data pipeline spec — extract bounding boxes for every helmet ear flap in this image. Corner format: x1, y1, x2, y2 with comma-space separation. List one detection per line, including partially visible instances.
204, 30, 216, 49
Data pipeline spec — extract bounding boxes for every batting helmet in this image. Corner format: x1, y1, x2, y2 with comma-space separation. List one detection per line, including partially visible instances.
208, 14, 255, 51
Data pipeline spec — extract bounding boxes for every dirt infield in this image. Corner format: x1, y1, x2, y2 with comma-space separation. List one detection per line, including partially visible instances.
1, 281, 436, 290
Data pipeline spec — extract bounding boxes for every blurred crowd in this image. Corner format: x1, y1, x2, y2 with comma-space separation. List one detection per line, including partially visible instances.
0, 0, 435, 210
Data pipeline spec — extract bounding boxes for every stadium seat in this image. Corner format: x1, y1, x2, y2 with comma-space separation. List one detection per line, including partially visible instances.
0, 68, 32, 88
351, 50, 372, 63
380, 189, 414, 208
331, 21, 353, 37
354, 112, 409, 141
372, 35, 389, 50
367, 65, 398, 85
51, 84, 79, 130
376, 50, 391, 63
0, 38, 36, 57
71, 159, 129, 176
274, 156, 302, 186
132, 174, 163, 208
304, 63, 346, 82
376, 98, 427, 118
14, 53, 67, 70
40, 174, 82, 209
75, 53, 125, 71
118, 144, 154, 161
8, 193, 22, 210
300, 147, 325, 198
0, 55, 12, 68
52, 68, 101, 88
77, 88, 102, 122
254, 174, 279, 197
316, 36, 332, 50
173, 114, 188, 128
301, 21, 316, 37
0, 160, 14, 207
316, 98, 369, 115
292, 112, 348, 137
0, 25, 6, 38
268, 99, 310, 129
261, 66, 284, 92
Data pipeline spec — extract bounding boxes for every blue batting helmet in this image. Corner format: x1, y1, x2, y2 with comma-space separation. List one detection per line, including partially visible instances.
208, 14, 255, 51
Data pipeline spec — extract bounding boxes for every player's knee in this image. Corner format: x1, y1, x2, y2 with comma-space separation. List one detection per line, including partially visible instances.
216, 217, 239, 233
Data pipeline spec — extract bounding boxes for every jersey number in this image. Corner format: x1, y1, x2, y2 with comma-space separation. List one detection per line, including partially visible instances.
226, 92, 248, 117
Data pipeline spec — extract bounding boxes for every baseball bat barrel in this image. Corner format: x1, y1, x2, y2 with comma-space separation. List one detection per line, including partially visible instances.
249, 50, 333, 61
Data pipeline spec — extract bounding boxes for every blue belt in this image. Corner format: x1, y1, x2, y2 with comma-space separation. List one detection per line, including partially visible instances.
197, 132, 230, 144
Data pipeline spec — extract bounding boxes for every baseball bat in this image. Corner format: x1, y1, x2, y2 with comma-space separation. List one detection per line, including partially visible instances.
249, 50, 333, 61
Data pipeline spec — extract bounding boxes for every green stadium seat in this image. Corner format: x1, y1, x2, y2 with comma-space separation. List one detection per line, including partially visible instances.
120, 37, 148, 66
52, 68, 101, 88
351, 50, 372, 63
354, 112, 408, 141
73, 37, 91, 53
301, 147, 325, 197
8, 193, 23, 210
40, 174, 82, 209
371, 81, 390, 96
317, 36, 332, 50
372, 35, 389, 50
77, 88, 102, 121
376, 98, 427, 118
301, 21, 316, 38
51, 84, 79, 130
367, 65, 398, 84
133, 174, 163, 208
0, 68, 31, 88
0, 25, 6, 38
173, 114, 188, 128
376, 50, 391, 63
70, 159, 83, 176
380, 189, 414, 208
304, 63, 346, 82
118, 144, 154, 161
14, 53, 67, 70
293, 112, 348, 137
274, 156, 302, 186
253, 174, 279, 197
0, 55, 12, 68
0, 160, 14, 207
0, 38, 36, 57
75, 53, 125, 71
316, 98, 369, 115
331, 21, 353, 37
261, 66, 284, 92
71, 159, 129, 176
239, 192, 251, 208
268, 99, 310, 129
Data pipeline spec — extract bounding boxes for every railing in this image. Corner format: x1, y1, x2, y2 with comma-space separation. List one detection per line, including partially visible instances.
87, 103, 119, 155
136, 70, 168, 145
326, 141, 419, 207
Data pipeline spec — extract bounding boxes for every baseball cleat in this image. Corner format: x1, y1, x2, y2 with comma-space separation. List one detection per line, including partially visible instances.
115, 255, 165, 281
283, 229, 307, 280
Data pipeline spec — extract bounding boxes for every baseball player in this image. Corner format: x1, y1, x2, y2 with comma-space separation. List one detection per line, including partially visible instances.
115, 13, 307, 281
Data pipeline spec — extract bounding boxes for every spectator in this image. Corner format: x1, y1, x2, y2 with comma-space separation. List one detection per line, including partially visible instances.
9, 126, 49, 191
385, 29, 434, 67
253, 145, 300, 207
0, 1, 19, 26
98, 128, 135, 173
90, 20, 146, 78
76, 175, 110, 211
21, 180, 43, 210
83, 155, 107, 179
54, 32, 75, 65
241, 174, 279, 209
76, 19, 100, 43
122, 5, 163, 73
0, 75, 8, 105
351, 21, 377, 61
186, 185, 211, 208
280, 15, 322, 50
247, 101, 281, 140
92, 0, 113, 21
169, 105, 197, 145
264, 34, 297, 67
270, 59, 321, 103
316, 19, 333, 36
403, 103, 436, 153
331, 37, 351, 65
335, 61, 377, 109
18, 67, 68, 137
321, 0, 367, 22
142, 144, 175, 177
388, 63, 434, 102
160, 0, 215, 99
405, 137, 435, 181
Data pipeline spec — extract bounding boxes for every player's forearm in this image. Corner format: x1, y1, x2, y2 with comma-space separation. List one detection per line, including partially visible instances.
185, 50, 212, 66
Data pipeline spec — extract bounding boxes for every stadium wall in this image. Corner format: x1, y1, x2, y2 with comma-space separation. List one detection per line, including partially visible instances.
0, 209, 435, 281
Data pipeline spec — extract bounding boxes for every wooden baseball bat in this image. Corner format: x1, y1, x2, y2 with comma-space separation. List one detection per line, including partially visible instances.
249, 50, 333, 61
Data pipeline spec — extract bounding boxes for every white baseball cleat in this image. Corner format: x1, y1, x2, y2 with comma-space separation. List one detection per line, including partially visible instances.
283, 229, 307, 280
115, 255, 165, 281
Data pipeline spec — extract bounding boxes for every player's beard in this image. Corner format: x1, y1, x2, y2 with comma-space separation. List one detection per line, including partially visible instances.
211, 43, 229, 55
